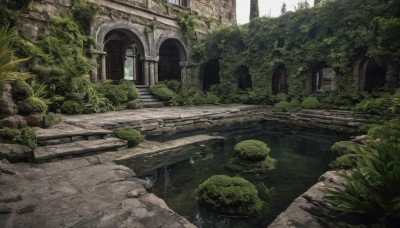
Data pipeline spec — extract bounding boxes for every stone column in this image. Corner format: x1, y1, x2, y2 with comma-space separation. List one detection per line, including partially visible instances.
143, 60, 149, 86
149, 61, 155, 85
146, 0, 152, 9
101, 54, 107, 81
154, 61, 159, 84
180, 62, 189, 85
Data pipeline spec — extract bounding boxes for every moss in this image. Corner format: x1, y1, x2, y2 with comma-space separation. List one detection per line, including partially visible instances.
196, 175, 264, 216
119, 80, 139, 100
330, 141, 359, 156
273, 101, 290, 112
150, 84, 179, 105
0, 127, 21, 142
113, 126, 144, 147
61, 100, 84, 114
234, 140, 271, 161
11, 80, 34, 101
17, 97, 47, 114
126, 99, 143, 109
0, 127, 37, 149
329, 154, 358, 170
0, 98, 11, 115
301, 97, 321, 109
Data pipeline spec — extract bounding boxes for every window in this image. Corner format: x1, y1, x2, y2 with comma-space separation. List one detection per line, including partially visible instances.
169, 0, 187, 7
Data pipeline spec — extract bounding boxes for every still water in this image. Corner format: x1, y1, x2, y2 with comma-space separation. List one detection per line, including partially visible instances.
119, 125, 346, 227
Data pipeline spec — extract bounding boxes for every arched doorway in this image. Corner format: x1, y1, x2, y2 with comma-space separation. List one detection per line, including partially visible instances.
201, 59, 220, 91
358, 58, 386, 92
272, 64, 288, 94
158, 39, 182, 82
311, 62, 337, 92
235, 65, 252, 89
103, 29, 144, 84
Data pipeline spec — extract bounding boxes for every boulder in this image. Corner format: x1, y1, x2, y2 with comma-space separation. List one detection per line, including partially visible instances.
0, 84, 18, 117
24, 113, 46, 127
0, 144, 32, 162
0, 115, 28, 128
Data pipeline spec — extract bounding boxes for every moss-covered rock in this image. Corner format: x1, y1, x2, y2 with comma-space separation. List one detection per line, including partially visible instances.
329, 154, 358, 170
11, 80, 33, 101
196, 175, 264, 216
17, 97, 47, 114
301, 97, 321, 109
150, 84, 179, 105
330, 141, 359, 155
113, 126, 143, 147
61, 100, 84, 114
0, 98, 11, 115
273, 101, 290, 112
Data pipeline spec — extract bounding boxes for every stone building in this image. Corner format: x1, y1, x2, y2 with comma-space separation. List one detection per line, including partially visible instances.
21, 0, 236, 85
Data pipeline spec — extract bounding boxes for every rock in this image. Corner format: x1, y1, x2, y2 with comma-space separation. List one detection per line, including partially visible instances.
0, 115, 28, 128
0, 84, 18, 116
126, 189, 146, 198
24, 113, 46, 127
0, 204, 12, 214
0, 160, 16, 174
0, 144, 32, 162
0, 194, 22, 203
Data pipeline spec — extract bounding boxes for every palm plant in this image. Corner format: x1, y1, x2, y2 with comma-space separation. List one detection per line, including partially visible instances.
0, 26, 30, 86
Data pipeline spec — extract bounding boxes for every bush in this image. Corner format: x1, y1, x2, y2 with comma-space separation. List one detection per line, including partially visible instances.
204, 94, 220, 104
113, 126, 143, 147
126, 99, 143, 109
329, 154, 358, 169
0, 127, 21, 141
196, 175, 264, 216
0, 98, 11, 115
61, 100, 84, 114
100, 83, 129, 106
275, 93, 288, 102
118, 80, 139, 100
17, 97, 47, 114
234, 140, 270, 161
150, 84, 179, 105
159, 80, 182, 93
330, 141, 359, 156
301, 97, 320, 109
273, 101, 290, 112
12, 127, 37, 149
11, 80, 34, 101
355, 97, 391, 115
288, 100, 302, 112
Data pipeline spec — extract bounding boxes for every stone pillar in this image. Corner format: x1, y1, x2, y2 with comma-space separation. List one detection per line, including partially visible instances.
101, 54, 107, 81
180, 62, 189, 85
143, 60, 149, 86
154, 61, 159, 84
146, 0, 152, 9
149, 61, 155, 85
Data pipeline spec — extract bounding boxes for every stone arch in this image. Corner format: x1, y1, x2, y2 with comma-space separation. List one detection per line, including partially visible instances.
94, 21, 149, 56
235, 65, 252, 89
200, 59, 220, 91
271, 64, 288, 94
155, 33, 188, 62
356, 58, 386, 92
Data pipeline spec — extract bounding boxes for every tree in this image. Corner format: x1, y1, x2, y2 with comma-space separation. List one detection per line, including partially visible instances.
295, 0, 310, 11
250, 0, 259, 20
281, 2, 287, 15
314, 0, 322, 5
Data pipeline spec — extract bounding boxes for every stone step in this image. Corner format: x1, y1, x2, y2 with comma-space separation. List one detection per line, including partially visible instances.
34, 138, 127, 161
140, 98, 160, 102
143, 102, 165, 108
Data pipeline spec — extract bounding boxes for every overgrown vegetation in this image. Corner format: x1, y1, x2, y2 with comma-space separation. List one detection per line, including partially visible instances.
196, 175, 267, 216
113, 126, 144, 147
0, 127, 37, 149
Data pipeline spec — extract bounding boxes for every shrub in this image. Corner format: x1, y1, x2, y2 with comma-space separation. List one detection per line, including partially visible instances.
126, 99, 143, 109
330, 141, 359, 156
0, 127, 21, 141
196, 175, 264, 216
288, 100, 302, 112
159, 80, 182, 93
204, 94, 220, 104
12, 127, 37, 149
301, 97, 320, 109
275, 93, 288, 102
355, 97, 391, 115
0, 98, 11, 115
100, 83, 128, 106
234, 140, 270, 161
367, 119, 400, 144
150, 84, 179, 105
119, 80, 139, 100
11, 80, 34, 100
17, 97, 47, 113
329, 154, 358, 169
113, 126, 144, 147
61, 100, 84, 114
273, 101, 290, 112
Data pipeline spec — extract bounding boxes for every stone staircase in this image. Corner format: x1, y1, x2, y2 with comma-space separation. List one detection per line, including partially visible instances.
136, 85, 164, 108
34, 122, 127, 162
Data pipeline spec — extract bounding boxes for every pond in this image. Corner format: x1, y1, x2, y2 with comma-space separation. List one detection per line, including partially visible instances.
118, 125, 346, 227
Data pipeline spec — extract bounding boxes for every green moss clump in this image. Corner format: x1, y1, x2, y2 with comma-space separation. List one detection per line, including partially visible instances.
150, 84, 179, 105
329, 154, 358, 170
0, 127, 37, 149
61, 100, 84, 114
113, 126, 144, 147
126, 99, 143, 109
119, 80, 139, 100
196, 175, 264, 216
11, 80, 34, 101
330, 141, 359, 156
0, 127, 21, 142
273, 101, 290, 112
17, 97, 47, 114
234, 140, 270, 161
301, 97, 321, 109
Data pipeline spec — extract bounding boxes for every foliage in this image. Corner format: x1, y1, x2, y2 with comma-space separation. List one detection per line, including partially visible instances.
84, 85, 113, 113
113, 126, 143, 147
61, 100, 84, 114
72, 0, 99, 34
178, 14, 197, 43
330, 141, 360, 156
0, 26, 30, 86
324, 142, 400, 226
0, 127, 20, 141
150, 84, 179, 106
11, 80, 33, 101
355, 97, 392, 115
196, 175, 265, 216
329, 154, 358, 170
0, 98, 11, 115
367, 118, 400, 144
97, 81, 129, 106
234, 140, 271, 161
301, 97, 320, 109
12, 127, 37, 149
273, 101, 290, 112
17, 97, 47, 114
126, 99, 143, 109
0, 0, 35, 26
43, 113, 62, 127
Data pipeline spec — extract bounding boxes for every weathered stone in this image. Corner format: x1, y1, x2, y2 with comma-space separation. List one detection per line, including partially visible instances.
0, 205, 12, 214
0, 144, 32, 162
0, 115, 28, 128
126, 189, 146, 198
0, 84, 18, 116
23, 113, 46, 127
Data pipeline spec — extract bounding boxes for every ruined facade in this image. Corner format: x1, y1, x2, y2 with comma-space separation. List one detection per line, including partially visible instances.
21, 0, 236, 86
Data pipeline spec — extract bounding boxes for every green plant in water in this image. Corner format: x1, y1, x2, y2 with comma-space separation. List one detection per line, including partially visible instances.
196, 175, 265, 216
